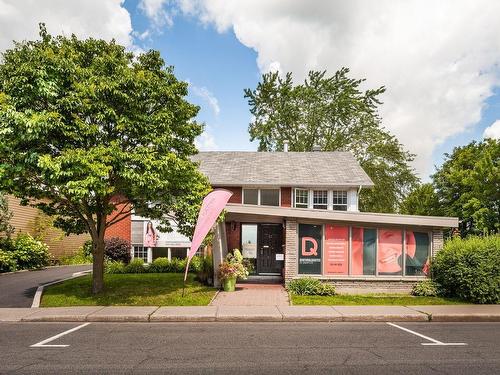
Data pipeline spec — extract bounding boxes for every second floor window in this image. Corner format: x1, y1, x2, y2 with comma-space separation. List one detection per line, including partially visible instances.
332, 190, 348, 211
243, 188, 280, 206
295, 189, 309, 208
313, 190, 328, 210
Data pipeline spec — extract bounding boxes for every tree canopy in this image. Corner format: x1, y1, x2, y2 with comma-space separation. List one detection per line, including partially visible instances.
245, 69, 418, 212
0, 25, 210, 292
401, 138, 499, 236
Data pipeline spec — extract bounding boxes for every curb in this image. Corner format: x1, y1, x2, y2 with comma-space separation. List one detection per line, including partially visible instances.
31, 270, 92, 308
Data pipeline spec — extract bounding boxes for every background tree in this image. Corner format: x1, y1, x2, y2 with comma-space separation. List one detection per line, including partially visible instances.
432, 139, 499, 236
0, 25, 210, 293
399, 183, 442, 216
245, 69, 418, 212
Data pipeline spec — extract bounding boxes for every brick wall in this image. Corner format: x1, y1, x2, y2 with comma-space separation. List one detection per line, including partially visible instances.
225, 221, 240, 251
281, 187, 292, 207
432, 229, 444, 257
284, 219, 298, 283
213, 186, 242, 204
105, 199, 131, 242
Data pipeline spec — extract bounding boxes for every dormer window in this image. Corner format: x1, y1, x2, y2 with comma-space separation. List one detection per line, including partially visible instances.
313, 190, 328, 210
294, 188, 309, 208
332, 190, 348, 211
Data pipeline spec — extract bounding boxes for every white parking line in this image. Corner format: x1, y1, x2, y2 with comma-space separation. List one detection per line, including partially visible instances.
30, 323, 91, 348
386, 322, 467, 346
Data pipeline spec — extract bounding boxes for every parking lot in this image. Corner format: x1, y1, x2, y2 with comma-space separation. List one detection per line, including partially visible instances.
1, 322, 499, 374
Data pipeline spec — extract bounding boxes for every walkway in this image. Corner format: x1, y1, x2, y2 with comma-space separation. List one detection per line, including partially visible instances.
210, 283, 290, 306
0, 265, 92, 307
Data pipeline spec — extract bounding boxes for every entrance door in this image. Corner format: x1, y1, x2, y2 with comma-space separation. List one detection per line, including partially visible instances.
257, 224, 283, 274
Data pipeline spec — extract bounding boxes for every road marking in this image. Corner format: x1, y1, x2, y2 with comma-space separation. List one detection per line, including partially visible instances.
30, 323, 91, 348
386, 322, 467, 346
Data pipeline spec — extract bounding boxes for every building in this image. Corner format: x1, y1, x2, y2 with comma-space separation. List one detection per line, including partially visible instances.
113, 150, 457, 290
194, 151, 457, 290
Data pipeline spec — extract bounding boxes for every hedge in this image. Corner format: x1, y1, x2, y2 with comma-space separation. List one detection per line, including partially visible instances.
431, 235, 500, 304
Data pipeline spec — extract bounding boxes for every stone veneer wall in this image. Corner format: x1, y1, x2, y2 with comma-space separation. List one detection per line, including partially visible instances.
432, 229, 444, 257
284, 219, 298, 283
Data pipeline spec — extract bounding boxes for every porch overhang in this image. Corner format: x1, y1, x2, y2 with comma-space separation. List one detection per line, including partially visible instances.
224, 204, 458, 229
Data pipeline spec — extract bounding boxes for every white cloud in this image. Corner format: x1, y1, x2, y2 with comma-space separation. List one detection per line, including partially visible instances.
172, 0, 500, 177
0, 0, 134, 53
190, 84, 220, 116
195, 126, 218, 150
138, 0, 175, 29
483, 120, 500, 139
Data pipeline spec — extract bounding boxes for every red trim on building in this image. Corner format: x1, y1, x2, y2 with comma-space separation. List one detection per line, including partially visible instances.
213, 186, 242, 204
281, 187, 292, 207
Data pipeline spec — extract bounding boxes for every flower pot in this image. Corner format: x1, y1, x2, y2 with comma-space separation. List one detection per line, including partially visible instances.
222, 276, 237, 292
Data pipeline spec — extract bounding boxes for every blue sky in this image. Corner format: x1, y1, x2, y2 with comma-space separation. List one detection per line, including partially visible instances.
2, 0, 497, 180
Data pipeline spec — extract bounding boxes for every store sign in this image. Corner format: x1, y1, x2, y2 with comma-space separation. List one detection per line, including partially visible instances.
298, 224, 322, 274
324, 225, 348, 275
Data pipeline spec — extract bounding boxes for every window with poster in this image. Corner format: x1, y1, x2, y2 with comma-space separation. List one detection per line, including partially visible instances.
298, 224, 322, 274
241, 224, 257, 274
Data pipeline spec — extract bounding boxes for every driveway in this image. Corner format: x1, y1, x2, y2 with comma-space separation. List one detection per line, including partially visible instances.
0, 265, 92, 307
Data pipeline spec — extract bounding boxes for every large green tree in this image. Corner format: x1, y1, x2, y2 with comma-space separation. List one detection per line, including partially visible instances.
0, 25, 210, 292
245, 69, 418, 212
432, 139, 499, 236
400, 138, 499, 236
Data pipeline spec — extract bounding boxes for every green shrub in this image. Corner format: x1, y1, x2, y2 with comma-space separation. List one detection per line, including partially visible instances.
60, 248, 93, 265
0, 237, 15, 252
411, 280, 441, 297
105, 260, 126, 274
12, 234, 50, 269
0, 250, 17, 272
82, 240, 93, 257
287, 277, 336, 296
189, 256, 202, 273
148, 257, 170, 273
168, 257, 185, 273
125, 258, 146, 273
196, 255, 213, 285
431, 235, 500, 304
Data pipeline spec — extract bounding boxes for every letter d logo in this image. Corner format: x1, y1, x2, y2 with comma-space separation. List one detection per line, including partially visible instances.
301, 237, 318, 256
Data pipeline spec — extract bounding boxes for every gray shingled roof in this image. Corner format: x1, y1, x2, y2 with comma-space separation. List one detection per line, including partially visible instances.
191, 151, 374, 188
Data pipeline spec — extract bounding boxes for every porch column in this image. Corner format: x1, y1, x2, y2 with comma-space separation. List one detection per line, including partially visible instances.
147, 247, 153, 264
284, 219, 298, 283
167, 247, 171, 261
212, 221, 228, 287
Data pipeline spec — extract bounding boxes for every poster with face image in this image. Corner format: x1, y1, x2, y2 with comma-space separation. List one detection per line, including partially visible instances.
324, 225, 348, 275
298, 224, 322, 274
405, 231, 430, 275
351, 228, 376, 275
378, 229, 403, 275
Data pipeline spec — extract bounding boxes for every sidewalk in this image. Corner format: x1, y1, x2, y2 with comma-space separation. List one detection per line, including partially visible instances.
1, 305, 499, 323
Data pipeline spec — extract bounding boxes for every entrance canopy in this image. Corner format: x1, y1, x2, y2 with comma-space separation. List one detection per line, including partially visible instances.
225, 204, 458, 229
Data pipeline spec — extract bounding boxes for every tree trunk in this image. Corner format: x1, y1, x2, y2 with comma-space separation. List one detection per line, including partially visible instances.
92, 235, 105, 294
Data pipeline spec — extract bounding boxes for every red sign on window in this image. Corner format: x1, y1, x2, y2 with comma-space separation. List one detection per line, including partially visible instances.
324, 225, 348, 275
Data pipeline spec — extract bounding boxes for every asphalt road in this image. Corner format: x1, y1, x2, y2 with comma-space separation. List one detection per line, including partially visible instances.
0, 322, 499, 374
0, 265, 91, 307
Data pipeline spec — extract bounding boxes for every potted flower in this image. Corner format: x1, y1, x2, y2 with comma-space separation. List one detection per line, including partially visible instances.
217, 249, 248, 292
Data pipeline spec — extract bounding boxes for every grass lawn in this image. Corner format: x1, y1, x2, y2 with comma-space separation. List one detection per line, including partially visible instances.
41, 273, 217, 307
291, 294, 471, 306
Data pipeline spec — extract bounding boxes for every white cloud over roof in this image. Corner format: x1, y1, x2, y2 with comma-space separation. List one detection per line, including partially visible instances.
483, 120, 500, 139
173, 0, 500, 177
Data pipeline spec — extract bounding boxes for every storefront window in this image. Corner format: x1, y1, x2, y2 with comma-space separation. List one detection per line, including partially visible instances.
295, 189, 309, 208
351, 228, 376, 275
332, 191, 348, 211
133, 246, 148, 262
324, 225, 349, 275
313, 190, 328, 210
405, 231, 430, 276
241, 224, 257, 274
378, 229, 403, 276
298, 224, 322, 274
243, 189, 258, 205
260, 189, 280, 206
